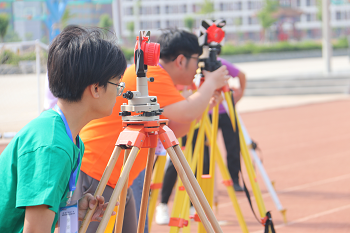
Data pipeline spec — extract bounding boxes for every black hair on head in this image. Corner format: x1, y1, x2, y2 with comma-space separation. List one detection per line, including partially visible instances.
157, 28, 202, 63
48, 25, 127, 102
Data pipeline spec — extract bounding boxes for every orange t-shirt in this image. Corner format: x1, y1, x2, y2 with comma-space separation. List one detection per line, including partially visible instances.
80, 64, 185, 188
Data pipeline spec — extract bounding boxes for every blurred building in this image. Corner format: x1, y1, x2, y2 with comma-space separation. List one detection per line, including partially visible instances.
1, 1, 112, 43
67, 3, 112, 26
12, 1, 45, 41
1, 0, 349, 43
117, 0, 350, 42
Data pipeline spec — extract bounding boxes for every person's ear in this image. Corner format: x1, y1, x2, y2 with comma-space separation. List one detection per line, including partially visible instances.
89, 84, 100, 99
175, 54, 186, 70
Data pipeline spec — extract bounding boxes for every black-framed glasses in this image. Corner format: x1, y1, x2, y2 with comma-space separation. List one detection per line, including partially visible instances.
171, 55, 199, 63
186, 55, 199, 63
108, 81, 125, 96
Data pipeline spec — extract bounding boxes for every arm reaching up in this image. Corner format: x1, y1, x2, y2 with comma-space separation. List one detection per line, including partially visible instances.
163, 65, 229, 124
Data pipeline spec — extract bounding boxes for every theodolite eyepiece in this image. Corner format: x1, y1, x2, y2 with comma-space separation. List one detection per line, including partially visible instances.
123, 91, 134, 100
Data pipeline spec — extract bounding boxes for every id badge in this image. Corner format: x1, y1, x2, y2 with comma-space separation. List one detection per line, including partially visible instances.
59, 202, 78, 233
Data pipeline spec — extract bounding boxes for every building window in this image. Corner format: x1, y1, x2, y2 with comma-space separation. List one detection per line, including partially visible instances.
306, 13, 311, 21
138, 6, 152, 15
336, 11, 341, 20
248, 16, 258, 25
154, 20, 161, 29
125, 7, 133, 15
248, 1, 259, 9
234, 2, 242, 10
192, 4, 199, 13
154, 6, 160, 14
140, 21, 152, 29
220, 2, 233, 11
140, 21, 146, 29
172, 5, 179, 14
297, 0, 301, 6
306, 0, 312, 6
164, 5, 178, 14
180, 4, 187, 13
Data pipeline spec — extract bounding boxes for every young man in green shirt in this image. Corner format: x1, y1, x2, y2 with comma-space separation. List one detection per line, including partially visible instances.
0, 26, 127, 233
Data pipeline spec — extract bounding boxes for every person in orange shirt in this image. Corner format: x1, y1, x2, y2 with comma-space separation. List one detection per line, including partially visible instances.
71, 29, 228, 233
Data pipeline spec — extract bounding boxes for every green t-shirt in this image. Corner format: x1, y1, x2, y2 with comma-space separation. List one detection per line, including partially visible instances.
0, 109, 84, 233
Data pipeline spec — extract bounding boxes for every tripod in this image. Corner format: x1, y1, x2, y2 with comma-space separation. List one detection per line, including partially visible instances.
163, 89, 251, 233
79, 31, 224, 233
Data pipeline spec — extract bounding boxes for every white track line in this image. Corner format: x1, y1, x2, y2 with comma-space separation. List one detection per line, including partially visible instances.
217, 173, 350, 208
277, 173, 350, 194
265, 150, 349, 173
250, 204, 350, 233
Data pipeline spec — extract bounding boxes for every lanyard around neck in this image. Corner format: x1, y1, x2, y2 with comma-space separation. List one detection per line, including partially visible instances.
54, 105, 80, 193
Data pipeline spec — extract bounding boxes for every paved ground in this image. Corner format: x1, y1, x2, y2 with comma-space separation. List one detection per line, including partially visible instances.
150, 99, 350, 233
234, 56, 350, 79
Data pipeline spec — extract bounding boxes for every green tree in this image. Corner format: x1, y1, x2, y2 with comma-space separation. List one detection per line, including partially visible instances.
256, 0, 279, 41
184, 16, 195, 32
316, 0, 322, 21
127, 21, 134, 36
198, 0, 215, 17
126, 21, 135, 44
0, 13, 9, 42
99, 14, 113, 30
25, 32, 33, 41
4, 28, 21, 42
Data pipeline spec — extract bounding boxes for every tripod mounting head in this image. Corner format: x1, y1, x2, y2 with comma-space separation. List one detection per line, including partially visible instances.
198, 19, 226, 73
120, 31, 163, 121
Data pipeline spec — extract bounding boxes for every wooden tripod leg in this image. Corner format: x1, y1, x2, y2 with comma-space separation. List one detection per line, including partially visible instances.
96, 146, 140, 233
173, 145, 223, 233
166, 147, 215, 233
79, 146, 123, 233
137, 148, 156, 233
114, 149, 131, 233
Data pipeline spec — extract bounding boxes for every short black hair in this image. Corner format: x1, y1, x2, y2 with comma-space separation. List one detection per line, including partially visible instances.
48, 25, 127, 102
157, 29, 202, 63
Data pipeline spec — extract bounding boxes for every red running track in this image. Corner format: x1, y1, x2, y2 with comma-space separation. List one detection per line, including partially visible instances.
1, 99, 350, 232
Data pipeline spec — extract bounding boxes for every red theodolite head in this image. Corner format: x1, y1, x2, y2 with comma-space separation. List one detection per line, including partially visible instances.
134, 36, 160, 66
206, 24, 225, 44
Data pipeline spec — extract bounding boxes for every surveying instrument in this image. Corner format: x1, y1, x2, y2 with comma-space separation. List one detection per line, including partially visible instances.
78, 31, 225, 233
147, 19, 282, 233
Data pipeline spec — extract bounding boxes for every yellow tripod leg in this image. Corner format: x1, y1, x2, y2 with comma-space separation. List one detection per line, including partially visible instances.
169, 108, 210, 233
225, 91, 267, 218
224, 92, 236, 132
169, 121, 197, 233
198, 106, 218, 233
203, 115, 249, 233
236, 115, 267, 217
104, 206, 119, 233
148, 154, 167, 231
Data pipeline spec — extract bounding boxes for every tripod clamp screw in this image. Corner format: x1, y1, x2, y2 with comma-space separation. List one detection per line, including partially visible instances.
148, 77, 154, 82
150, 97, 157, 102
119, 111, 131, 116
123, 91, 134, 100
